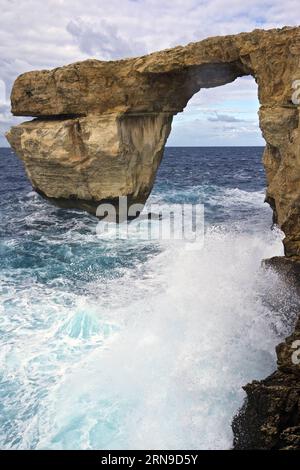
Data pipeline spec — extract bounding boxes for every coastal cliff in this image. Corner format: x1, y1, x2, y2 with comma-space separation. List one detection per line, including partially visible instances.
5, 26, 300, 449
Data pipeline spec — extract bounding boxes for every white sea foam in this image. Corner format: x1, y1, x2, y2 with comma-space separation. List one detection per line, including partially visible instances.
1, 220, 297, 450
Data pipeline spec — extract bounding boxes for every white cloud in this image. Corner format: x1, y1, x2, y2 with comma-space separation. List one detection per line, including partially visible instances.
66, 18, 147, 59
167, 114, 264, 147
166, 76, 264, 146
207, 114, 246, 123
0, 0, 298, 146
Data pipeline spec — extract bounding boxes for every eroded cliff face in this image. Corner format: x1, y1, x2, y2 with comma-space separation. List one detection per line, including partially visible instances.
6, 26, 300, 246
7, 113, 172, 214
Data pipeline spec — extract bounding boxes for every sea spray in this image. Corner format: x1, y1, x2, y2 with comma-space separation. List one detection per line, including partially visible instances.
21, 227, 294, 450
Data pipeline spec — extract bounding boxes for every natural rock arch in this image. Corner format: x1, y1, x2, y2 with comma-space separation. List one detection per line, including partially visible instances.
7, 26, 300, 259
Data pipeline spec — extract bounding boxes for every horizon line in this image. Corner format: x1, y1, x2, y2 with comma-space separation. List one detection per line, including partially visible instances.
1, 145, 266, 150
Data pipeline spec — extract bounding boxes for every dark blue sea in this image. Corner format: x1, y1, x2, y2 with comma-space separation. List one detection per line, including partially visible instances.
0, 147, 294, 449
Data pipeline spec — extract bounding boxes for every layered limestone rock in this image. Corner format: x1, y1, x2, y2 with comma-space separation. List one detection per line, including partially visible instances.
7, 113, 172, 214
7, 26, 300, 237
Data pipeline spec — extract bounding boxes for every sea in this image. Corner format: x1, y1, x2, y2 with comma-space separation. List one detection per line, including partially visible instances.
0, 146, 298, 450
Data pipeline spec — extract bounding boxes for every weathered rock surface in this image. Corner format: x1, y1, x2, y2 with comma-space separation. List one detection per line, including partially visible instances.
7, 113, 172, 214
6, 26, 300, 233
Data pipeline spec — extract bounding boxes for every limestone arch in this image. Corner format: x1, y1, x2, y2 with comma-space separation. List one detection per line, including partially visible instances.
6, 27, 300, 258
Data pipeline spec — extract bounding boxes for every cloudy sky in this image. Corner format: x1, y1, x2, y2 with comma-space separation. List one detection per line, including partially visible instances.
0, 0, 299, 146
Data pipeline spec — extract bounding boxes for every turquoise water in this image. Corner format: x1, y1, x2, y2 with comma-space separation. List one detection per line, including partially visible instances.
0, 147, 297, 449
